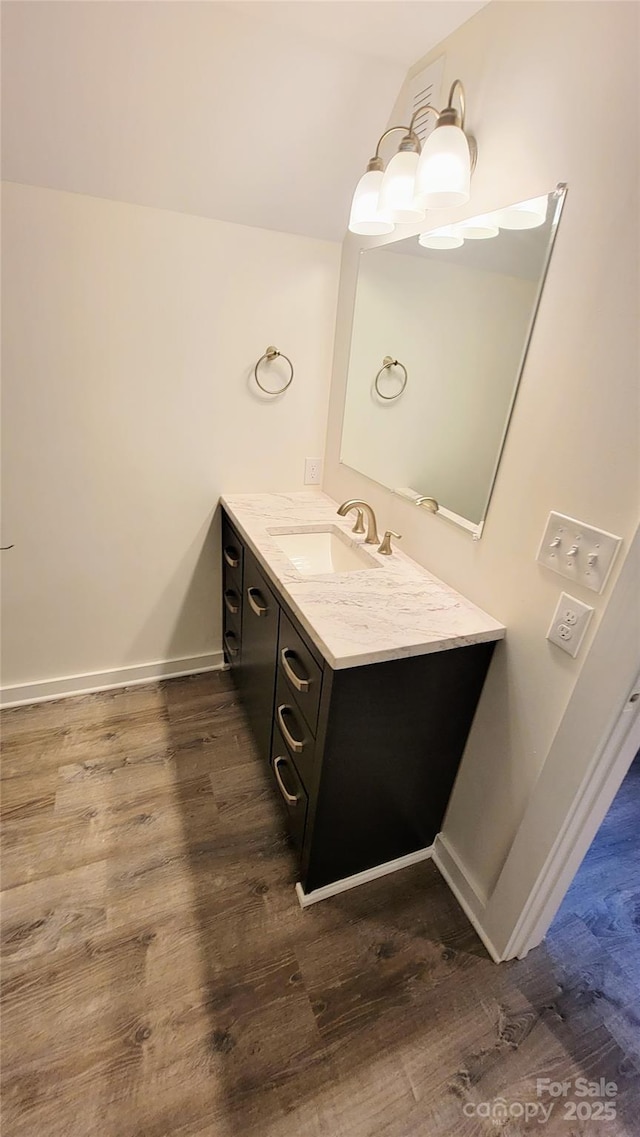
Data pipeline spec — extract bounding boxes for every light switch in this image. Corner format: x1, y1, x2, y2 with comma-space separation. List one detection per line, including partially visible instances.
547, 592, 594, 658
536, 512, 622, 593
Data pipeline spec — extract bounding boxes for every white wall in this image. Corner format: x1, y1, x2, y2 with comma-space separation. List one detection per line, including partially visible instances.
341, 249, 536, 522
323, 0, 640, 917
1, 182, 340, 695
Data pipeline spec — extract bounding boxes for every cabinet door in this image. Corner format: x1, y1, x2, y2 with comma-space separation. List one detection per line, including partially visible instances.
237, 548, 280, 763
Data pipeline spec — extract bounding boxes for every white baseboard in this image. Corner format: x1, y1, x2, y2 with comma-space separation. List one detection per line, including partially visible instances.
0, 652, 226, 709
296, 844, 435, 907
432, 833, 502, 963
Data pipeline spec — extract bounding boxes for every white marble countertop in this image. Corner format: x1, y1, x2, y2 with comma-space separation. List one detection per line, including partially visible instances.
221, 490, 505, 670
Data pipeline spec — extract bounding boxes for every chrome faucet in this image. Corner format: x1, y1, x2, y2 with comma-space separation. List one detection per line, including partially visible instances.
337, 499, 379, 545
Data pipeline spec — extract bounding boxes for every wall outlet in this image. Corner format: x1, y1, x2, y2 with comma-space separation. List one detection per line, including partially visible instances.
546, 591, 594, 658
304, 457, 322, 485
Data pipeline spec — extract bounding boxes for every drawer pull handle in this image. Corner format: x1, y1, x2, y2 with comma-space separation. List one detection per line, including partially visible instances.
223, 546, 240, 569
247, 587, 269, 617
281, 648, 311, 693
276, 704, 305, 754
224, 589, 240, 615
223, 631, 239, 658
273, 756, 299, 805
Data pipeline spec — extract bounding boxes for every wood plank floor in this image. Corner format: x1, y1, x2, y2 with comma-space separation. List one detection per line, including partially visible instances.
2, 671, 639, 1137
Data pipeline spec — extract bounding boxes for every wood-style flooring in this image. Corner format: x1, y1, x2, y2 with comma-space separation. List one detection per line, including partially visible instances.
1, 671, 639, 1137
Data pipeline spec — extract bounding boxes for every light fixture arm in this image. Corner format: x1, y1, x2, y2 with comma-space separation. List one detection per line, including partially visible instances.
408, 104, 440, 136
371, 124, 421, 165
410, 79, 468, 133
447, 79, 466, 128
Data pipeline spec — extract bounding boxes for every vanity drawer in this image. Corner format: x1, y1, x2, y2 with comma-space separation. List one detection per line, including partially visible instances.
271, 723, 308, 854
278, 612, 323, 734
222, 514, 244, 585
223, 582, 242, 622
274, 668, 316, 792
222, 618, 241, 667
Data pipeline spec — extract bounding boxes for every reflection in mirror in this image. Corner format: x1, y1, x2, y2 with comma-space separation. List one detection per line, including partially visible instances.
340, 186, 566, 536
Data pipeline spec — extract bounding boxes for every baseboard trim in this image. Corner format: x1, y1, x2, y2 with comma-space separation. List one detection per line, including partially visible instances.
0, 652, 226, 709
432, 833, 502, 963
296, 844, 435, 908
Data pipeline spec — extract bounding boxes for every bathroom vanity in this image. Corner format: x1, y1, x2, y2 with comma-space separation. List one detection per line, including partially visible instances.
220, 491, 504, 901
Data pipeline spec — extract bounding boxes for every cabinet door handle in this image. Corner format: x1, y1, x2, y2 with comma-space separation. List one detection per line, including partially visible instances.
247, 587, 268, 617
281, 648, 310, 693
224, 589, 240, 615
273, 756, 299, 805
223, 546, 240, 569
223, 631, 239, 658
276, 704, 305, 754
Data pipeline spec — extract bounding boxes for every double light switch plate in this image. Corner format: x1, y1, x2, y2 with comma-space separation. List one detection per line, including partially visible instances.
536, 512, 622, 594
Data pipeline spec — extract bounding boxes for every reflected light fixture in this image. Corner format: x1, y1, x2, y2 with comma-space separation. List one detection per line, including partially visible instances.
347, 79, 477, 236
418, 226, 464, 250
455, 213, 500, 240
496, 195, 548, 230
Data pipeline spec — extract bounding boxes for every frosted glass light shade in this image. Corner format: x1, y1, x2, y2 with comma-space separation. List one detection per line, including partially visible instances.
378, 150, 424, 224
415, 125, 471, 209
456, 213, 499, 240
348, 170, 395, 235
418, 226, 464, 250
496, 195, 547, 230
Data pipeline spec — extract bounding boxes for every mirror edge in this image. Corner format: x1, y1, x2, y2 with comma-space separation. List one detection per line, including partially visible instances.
467, 181, 568, 537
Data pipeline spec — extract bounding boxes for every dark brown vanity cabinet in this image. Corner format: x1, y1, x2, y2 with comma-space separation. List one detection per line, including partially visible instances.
221, 508, 495, 896
222, 514, 280, 765
221, 513, 243, 667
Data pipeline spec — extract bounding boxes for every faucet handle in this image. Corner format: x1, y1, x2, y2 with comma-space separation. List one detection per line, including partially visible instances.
377, 531, 402, 556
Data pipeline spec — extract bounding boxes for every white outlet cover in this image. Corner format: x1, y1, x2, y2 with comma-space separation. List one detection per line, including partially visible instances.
304, 457, 322, 485
536, 512, 622, 594
547, 591, 594, 658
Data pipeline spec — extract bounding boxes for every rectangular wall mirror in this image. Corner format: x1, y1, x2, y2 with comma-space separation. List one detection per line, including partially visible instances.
340, 185, 567, 537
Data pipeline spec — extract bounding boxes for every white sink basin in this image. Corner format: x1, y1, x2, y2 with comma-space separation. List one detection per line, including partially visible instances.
270, 526, 379, 576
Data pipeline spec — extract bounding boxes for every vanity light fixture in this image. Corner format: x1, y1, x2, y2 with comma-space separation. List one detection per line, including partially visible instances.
348, 158, 395, 235
378, 141, 423, 224
414, 81, 476, 210
347, 79, 476, 236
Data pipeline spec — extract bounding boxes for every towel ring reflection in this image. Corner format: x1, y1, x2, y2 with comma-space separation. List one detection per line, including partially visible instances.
374, 356, 408, 400
254, 346, 294, 395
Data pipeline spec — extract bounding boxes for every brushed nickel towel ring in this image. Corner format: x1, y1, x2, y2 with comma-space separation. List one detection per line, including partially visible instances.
374, 356, 408, 400
254, 346, 294, 395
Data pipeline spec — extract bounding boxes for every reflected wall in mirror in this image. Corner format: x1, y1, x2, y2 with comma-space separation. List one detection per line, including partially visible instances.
340, 186, 566, 536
